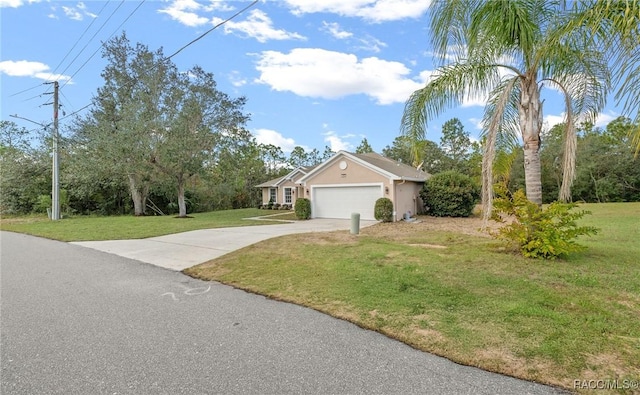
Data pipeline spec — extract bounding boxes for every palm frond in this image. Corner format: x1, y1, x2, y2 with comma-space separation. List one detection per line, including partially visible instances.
400, 62, 502, 166
429, 0, 481, 64
479, 76, 520, 225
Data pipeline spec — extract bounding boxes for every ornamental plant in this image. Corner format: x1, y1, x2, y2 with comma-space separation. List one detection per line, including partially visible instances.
374, 197, 394, 222
294, 198, 311, 220
420, 171, 480, 217
489, 189, 599, 259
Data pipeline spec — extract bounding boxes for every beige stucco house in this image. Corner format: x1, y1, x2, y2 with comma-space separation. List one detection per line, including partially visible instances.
256, 151, 429, 221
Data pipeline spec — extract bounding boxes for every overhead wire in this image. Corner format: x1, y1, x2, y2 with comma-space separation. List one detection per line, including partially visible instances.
166, 0, 259, 60
60, 0, 259, 123
57, 0, 146, 119
9, 1, 118, 100
48, 0, 113, 85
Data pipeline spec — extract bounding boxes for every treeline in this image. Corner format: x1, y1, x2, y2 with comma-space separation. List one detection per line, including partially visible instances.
2, 113, 638, 217
0, 33, 332, 217
381, 117, 640, 204
0, 118, 334, 216
1, 31, 638, 217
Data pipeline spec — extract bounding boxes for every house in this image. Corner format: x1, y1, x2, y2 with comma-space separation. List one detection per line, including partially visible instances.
256, 165, 316, 208
256, 151, 429, 221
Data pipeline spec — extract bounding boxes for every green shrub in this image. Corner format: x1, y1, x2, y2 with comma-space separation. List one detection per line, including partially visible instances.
294, 198, 311, 220
374, 197, 394, 222
34, 194, 52, 214
489, 189, 599, 259
419, 171, 480, 217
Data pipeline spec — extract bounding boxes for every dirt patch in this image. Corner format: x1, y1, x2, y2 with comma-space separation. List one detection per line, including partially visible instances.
408, 243, 448, 249
360, 215, 502, 240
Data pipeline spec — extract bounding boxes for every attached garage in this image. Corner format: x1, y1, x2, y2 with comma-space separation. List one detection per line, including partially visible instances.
312, 184, 383, 220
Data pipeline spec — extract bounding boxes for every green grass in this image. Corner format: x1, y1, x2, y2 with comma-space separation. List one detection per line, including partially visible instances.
0, 208, 281, 241
185, 203, 640, 393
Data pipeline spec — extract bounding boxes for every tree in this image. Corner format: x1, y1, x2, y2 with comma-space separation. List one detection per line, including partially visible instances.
559, 2, 640, 156
439, 118, 471, 173
149, 66, 249, 217
321, 145, 334, 161
260, 143, 287, 177
355, 138, 374, 154
401, 1, 612, 221
73, 33, 163, 215
0, 121, 50, 214
71, 33, 249, 217
382, 135, 415, 166
288, 146, 308, 168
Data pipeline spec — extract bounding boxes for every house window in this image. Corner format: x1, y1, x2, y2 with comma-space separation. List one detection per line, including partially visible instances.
269, 188, 277, 203
284, 188, 292, 204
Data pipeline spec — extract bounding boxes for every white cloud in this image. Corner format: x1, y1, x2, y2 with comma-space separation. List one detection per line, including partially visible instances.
594, 111, 618, 128
227, 70, 247, 87
254, 129, 300, 153
0, 0, 40, 8
53, 2, 97, 21
284, 0, 431, 22
212, 9, 305, 43
255, 48, 430, 105
321, 21, 352, 39
203, 1, 235, 13
355, 35, 387, 53
469, 117, 484, 130
543, 110, 618, 132
324, 130, 353, 152
158, 0, 209, 27
62, 5, 82, 20
0, 60, 72, 82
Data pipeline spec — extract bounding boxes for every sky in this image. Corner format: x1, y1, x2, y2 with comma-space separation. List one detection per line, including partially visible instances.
0, 0, 623, 155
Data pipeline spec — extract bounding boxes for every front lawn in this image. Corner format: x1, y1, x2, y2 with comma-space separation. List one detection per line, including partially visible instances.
185, 202, 640, 393
0, 208, 282, 241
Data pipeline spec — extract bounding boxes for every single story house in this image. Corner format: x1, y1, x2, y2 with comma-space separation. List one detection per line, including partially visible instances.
256, 151, 430, 221
256, 165, 316, 208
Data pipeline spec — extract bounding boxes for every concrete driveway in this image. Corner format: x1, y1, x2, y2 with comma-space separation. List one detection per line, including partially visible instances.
73, 218, 376, 271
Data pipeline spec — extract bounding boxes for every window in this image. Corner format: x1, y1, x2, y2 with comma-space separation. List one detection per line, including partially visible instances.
269, 188, 277, 203
284, 188, 292, 204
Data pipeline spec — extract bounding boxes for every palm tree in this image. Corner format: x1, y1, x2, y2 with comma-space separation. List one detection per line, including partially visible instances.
560, 1, 640, 156
401, 0, 614, 219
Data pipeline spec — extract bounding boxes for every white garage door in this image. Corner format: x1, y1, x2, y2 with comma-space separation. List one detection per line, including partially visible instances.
312, 185, 383, 220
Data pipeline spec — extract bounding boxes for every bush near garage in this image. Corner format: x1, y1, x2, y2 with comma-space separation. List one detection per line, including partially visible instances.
295, 198, 311, 220
420, 171, 480, 217
374, 197, 394, 222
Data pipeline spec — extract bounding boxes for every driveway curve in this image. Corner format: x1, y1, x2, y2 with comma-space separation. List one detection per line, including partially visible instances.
73, 218, 376, 271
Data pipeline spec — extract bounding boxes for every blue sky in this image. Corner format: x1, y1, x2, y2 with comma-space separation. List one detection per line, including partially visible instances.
1, 0, 621, 155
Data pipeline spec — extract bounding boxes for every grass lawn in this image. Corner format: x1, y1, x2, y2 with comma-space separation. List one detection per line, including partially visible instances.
0, 208, 291, 241
185, 202, 640, 394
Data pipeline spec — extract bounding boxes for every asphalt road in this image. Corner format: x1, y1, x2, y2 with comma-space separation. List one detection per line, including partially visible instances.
1, 231, 567, 394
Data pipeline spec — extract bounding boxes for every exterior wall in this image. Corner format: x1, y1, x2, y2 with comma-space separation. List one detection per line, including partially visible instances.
261, 188, 271, 204
278, 180, 298, 205
303, 157, 392, 201
393, 181, 424, 221
260, 181, 302, 205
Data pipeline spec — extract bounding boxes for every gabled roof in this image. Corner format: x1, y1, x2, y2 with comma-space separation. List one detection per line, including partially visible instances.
255, 165, 319, 188
298, 151, 429, 183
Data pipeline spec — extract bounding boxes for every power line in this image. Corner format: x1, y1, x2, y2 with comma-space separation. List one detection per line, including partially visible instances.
17, 0, 259, 126
166, 0, 259, 60
49, 1, 113, 83
59, 0, 130, 90
64, 0, 259, 120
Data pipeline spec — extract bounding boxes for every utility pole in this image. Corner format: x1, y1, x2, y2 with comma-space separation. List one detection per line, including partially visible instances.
52, 81, 60, 220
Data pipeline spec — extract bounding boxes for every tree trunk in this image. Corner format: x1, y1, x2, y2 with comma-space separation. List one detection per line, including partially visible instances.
177, 177, 187, 218
523, 142, 543, 205
519, 76, 543, 206
128, 173, 147, 216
